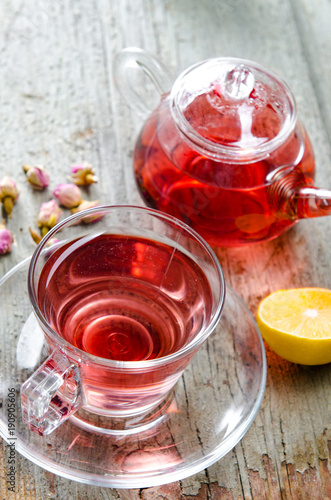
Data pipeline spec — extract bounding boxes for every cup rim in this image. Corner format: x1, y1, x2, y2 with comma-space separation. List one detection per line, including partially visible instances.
28, 205, 225, 369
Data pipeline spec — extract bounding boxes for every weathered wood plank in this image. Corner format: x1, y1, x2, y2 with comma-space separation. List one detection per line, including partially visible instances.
1, 0, 331, 498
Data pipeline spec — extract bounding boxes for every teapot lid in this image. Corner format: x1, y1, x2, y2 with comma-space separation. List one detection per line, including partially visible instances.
170, 57, 297, 162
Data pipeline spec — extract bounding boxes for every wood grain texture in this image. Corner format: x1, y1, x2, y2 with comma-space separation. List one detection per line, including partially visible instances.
1, 0, 331, 498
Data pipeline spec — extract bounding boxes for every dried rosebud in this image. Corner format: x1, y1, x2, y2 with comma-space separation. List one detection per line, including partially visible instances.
0, 221, 13, 254
29, 227, 42, 244
30, 226, 61, 249
46, 237, 61, 248
23, 165, 50, 190
0, 176, 19, 217
71, 200, 102, 223
71, 163, 98, 186
53, 183, 82, 208
37, 199, 62, 237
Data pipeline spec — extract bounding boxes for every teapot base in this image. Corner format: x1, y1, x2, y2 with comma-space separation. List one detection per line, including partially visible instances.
135, 176, 297, 247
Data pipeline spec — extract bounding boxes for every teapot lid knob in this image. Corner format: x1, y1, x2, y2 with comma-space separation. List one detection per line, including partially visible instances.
170, 57, 297, 161
224, 64, 255, 100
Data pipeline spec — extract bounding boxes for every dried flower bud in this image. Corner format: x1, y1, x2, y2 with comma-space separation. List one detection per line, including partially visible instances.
29, 227, 42, 245
71, 200, 102, 223
46, 237, 61, 248
30, 227, 61, 249
53, 183, 82, 208
37, 199, 62, 237
0, 221, 13, 254
0, 176, 20, 217
23, 165, 50, 190
71, 163, 98, 186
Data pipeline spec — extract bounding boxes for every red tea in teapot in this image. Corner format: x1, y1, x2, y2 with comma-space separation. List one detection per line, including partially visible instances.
133, 90, 315, 247
112, 51, 323, 246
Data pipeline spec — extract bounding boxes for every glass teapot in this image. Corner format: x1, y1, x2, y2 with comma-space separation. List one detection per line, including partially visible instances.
114, 48, 331, 247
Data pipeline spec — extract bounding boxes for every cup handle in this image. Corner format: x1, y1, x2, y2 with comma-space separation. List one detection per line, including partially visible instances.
113, 47, 172, 118
20, 348, 81, 436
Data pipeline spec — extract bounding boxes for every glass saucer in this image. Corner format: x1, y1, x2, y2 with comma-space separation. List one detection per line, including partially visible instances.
0, 258, 266, 488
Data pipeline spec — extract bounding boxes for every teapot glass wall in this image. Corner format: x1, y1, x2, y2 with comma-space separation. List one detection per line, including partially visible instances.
114, 48, 330, 247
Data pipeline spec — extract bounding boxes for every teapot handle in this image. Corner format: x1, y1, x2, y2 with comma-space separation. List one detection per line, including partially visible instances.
113, 47, 172, 118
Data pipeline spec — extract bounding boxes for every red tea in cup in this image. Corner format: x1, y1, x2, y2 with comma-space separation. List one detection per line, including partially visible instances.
22, 206, 224, 435
38, 233, 213, 362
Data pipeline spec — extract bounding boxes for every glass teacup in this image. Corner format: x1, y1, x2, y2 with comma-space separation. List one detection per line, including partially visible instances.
21, 205, 224, 435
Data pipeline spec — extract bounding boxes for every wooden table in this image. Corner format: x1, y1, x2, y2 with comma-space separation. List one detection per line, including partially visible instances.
1, 1, 331, 498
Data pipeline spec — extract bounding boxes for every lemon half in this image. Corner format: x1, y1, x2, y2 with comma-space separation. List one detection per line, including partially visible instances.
257, 288, 331, 365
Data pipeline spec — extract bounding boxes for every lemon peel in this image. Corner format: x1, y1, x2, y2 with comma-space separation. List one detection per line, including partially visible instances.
257, 287, 331, 365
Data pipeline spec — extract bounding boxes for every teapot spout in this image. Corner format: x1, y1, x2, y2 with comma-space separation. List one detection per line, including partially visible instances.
296, 186, 331, 219
268, 166, 331, 221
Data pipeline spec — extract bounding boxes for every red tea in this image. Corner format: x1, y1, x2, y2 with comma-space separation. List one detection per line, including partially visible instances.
133, 92, 315, 247
37, 233, 213, 362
